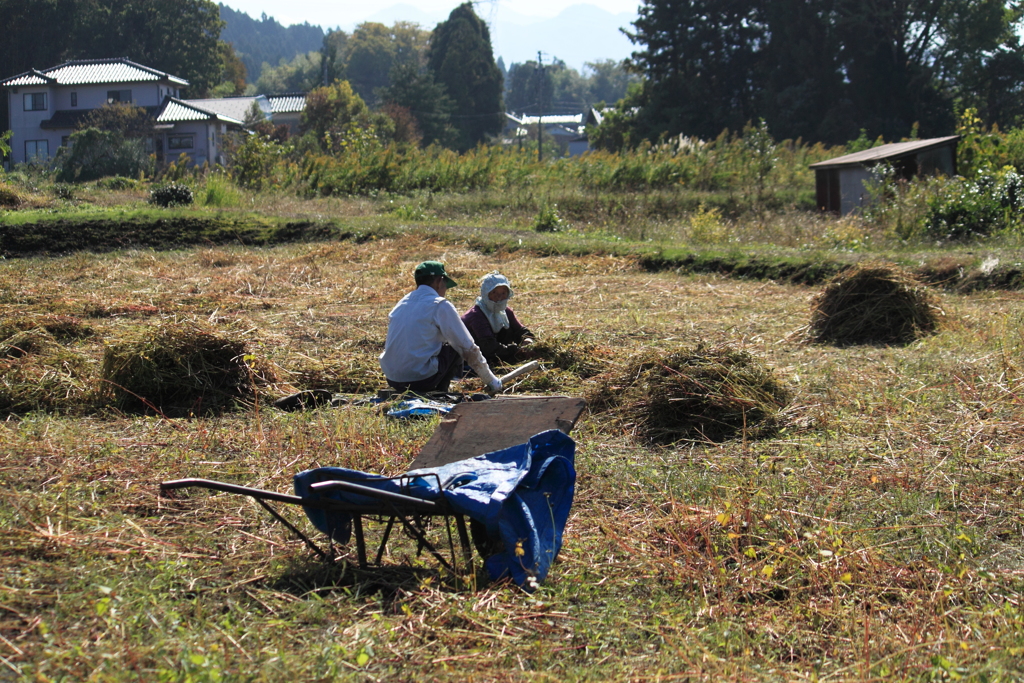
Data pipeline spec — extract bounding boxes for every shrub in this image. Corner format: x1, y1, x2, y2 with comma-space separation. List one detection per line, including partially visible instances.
534, 202, 563, 232
202, 174, 243, 207
923, 169, 1024, 241
55, 128, 153, 182
52, 183, 75, 201
231, 134, 281, 191
96, 176, 140, 190
150, 183, 194, 208
0, 182, 23, 208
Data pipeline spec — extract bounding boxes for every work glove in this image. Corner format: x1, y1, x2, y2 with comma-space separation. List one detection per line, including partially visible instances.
486, 378, 502, 395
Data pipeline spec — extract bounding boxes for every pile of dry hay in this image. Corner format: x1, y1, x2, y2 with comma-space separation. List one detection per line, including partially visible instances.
0, 329, 91, 414
522, 332, 611, 378
101, 323, 276, 415
290, 351, 381, 394
809, 263, 942, 345
0, 314, 94, 344
586, 344, 792, 444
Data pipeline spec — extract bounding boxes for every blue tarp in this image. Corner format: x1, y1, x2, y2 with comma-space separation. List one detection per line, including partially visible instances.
293, 429, 576, 589
385, 398, 454, 419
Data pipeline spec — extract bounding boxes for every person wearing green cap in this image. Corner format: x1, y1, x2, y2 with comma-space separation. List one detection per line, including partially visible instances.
379, 261, 503, 394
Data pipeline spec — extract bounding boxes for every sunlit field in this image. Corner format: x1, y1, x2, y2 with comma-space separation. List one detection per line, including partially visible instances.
2, 230, 1023, 681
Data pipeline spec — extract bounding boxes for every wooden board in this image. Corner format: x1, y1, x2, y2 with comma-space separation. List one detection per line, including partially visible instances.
409, 396, 587, 469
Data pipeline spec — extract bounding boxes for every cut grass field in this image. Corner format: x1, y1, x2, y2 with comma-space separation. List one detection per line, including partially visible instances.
2, 230, 1024, 680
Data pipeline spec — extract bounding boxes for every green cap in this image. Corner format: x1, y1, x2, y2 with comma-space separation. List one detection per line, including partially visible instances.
415, 261, 457, 288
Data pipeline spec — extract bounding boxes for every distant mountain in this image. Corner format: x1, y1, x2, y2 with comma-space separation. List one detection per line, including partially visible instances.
219, 4, 324, 83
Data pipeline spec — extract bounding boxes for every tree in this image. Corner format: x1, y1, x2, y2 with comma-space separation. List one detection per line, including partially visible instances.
73, 0, 226, 95
254, 52, 323, 94
584, 60, 638, 107
427, 3, 504, 151
79, 102, 154, 137
320, 30, 349, 88
299, 80, 397, 154
505, 61, 553, 115
207, 42, 248, 98
219, 4, 324, 85
380, 63, 456, 147
625, 0, 765, 142
616, 0, 1024, 146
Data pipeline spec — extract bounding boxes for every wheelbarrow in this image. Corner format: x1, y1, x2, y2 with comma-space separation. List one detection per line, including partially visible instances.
160, 397, 586, 589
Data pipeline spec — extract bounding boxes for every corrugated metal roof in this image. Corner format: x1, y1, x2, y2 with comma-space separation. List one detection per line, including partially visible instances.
157, 98, 243, 125
267, 94, 306, 114
1, 58, 188, 88
810, 136, 960, 169
508, 113, 584, 126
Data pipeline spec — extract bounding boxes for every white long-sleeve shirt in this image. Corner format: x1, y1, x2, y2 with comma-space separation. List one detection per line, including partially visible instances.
379, 285, 498, 385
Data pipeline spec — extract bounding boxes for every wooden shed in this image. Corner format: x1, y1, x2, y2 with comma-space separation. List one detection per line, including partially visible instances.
810, 135, 959, 215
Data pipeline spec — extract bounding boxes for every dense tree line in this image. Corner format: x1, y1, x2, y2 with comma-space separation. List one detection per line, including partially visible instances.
596, 0, 1024, 147
255, 3, 505, 152
218, 3, 324, 87
0, 0, 235, 131
504, 58, 638, 115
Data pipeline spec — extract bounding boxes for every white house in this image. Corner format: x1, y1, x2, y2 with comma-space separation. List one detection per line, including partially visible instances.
1, 57, 244, 167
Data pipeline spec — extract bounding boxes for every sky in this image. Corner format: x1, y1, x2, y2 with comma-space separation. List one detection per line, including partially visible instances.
223, 0, 640, 30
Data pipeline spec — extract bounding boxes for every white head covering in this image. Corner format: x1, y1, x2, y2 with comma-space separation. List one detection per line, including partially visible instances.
476, 272, 513, 333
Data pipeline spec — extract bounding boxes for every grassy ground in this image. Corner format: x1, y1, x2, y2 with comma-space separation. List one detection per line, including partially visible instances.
1, 229, 1023, 681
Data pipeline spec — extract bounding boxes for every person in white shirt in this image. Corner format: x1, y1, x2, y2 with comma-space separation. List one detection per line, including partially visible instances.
379, 261, 503, 395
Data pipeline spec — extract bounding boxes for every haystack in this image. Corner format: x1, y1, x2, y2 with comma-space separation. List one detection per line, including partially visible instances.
1, 328, 62, 358
101, 324, 275, 415
809, 263, 941, 345
0, 314, 94, 343
0, 345, 91, 414
586, 344, 792, 444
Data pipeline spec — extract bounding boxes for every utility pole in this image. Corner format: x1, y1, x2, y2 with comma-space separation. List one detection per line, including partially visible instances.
536, 51, 544, 163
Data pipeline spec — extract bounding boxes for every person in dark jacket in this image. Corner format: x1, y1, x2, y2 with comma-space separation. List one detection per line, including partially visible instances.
461, 272, 535, 367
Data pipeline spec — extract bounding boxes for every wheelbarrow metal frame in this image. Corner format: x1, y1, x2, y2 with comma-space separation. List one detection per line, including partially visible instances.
159, 477, 475, 577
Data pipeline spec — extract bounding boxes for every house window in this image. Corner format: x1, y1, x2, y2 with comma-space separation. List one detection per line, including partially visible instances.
25, 140, 49, 161
61, 136, 70, 147
23, 93, 47, 111
71, 92, 78, 107
107, 89, 132, 104
167, 135, 194, 150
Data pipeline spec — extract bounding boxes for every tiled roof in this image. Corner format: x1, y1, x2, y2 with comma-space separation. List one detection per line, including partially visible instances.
1, 58, 188, 88
157, 98, 243, 125
267, 94, 306, 114
2, 69, 56, 87
810, 136, 960, 169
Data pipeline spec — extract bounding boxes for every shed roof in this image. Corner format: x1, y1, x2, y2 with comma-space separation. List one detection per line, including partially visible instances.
1, 58, 189, 88
810, 136, 960, 170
